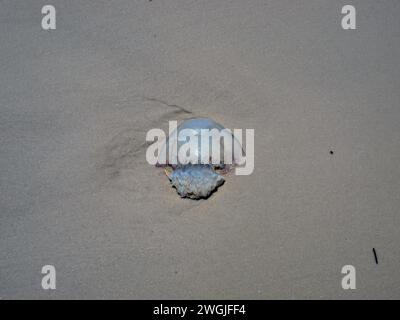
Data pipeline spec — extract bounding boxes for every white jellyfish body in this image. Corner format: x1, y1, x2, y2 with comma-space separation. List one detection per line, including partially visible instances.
161, 118, 244, 168
160, 118, 244, 199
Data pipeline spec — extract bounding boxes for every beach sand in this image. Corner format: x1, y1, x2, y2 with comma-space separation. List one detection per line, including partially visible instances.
1, 0, 400, 298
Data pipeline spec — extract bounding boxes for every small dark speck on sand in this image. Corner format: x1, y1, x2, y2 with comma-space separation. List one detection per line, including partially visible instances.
330, 150, 334, 155
373, 248, 378, 264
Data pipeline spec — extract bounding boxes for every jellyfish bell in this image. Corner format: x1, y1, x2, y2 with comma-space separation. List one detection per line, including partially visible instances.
158, 118, 245, 199
158, 118, 244, 169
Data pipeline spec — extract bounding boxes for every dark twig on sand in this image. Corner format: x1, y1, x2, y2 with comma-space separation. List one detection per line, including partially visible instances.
373, 248, 378, 264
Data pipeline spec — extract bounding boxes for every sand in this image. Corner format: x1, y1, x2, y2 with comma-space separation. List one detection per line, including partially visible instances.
1, 0, 400, 299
